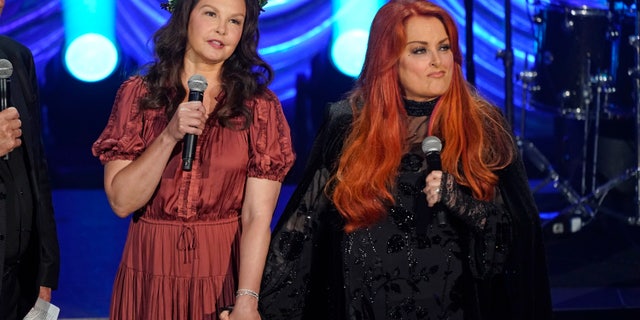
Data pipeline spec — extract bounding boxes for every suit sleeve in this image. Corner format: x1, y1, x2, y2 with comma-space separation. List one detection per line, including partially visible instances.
25, 46, 60, 290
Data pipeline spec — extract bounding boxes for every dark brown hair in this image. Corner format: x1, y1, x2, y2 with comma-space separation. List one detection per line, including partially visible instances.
140, 0, 273, 128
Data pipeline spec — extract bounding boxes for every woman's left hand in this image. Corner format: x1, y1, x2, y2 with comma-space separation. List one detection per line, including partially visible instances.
423, 170, 443, 207
219, 308, 261, 320
219, 309, 231, 320
219, 297, 261, 320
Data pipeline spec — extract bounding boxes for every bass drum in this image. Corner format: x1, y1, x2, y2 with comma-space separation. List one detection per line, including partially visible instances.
531, 1, 613, 119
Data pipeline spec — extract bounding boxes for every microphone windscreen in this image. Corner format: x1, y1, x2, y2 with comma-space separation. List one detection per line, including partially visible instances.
187, 74, 208, 92
0, 59, 13, 79
421, 136, 442, 154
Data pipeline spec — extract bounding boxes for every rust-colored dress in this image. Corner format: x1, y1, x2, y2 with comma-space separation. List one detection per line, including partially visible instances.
92, 76, 295, 320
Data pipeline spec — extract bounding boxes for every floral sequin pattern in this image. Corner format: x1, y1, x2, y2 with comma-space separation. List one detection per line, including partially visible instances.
342, 151, 466, 319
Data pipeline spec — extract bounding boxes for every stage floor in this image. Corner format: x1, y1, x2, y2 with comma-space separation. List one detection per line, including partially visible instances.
50, 185, 640, 319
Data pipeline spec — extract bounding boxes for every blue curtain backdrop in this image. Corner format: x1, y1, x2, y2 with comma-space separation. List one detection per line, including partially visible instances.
0, 0, 546, 104
0, 0, 624, 187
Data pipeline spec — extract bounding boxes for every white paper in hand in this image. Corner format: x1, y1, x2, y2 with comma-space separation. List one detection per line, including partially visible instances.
23, 298, 60, 320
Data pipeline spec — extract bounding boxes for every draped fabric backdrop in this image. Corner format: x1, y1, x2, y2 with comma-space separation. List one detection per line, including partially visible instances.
0, 0, 545, 106
0, 0, 551, 187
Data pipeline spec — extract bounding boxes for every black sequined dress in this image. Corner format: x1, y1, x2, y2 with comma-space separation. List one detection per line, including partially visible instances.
260, 99, 552, 320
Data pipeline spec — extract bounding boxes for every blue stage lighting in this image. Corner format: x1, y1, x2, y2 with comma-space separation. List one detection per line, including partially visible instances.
62, 0, 118, 83
330, 0, 384, 78
65, 33, 119, 83
331, 29, 369, 77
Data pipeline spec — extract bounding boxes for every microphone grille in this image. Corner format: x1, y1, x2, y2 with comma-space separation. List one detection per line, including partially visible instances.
421, 136, 442, 154
0, 59, 13, 79
187, 74, 208, 92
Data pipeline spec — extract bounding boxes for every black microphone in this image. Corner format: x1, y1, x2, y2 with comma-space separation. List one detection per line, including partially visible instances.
182, 74, 208, 171
0, 59, 13, 161
421, 136, 446, 226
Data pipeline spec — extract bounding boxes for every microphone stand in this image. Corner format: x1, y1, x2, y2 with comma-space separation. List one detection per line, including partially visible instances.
497, 0, 515, 128
465, 0, 475, 85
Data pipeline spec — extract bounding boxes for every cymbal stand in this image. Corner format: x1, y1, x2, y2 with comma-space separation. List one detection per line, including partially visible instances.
590, 72, 614, 194
560, 167, 639, 223
578, 56, 593, 195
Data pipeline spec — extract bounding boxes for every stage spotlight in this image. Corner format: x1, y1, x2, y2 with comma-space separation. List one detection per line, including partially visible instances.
331, 29, 368, 78
62, 0, 118, 83
65, 33, 118, 82
330, 0, 384, 77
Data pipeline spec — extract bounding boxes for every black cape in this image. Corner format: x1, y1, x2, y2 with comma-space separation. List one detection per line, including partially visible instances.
260, 100, 552, 320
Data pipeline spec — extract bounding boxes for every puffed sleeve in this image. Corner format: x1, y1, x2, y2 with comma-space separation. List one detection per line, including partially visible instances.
91, 76, 148, 164
247, 90, 295, 181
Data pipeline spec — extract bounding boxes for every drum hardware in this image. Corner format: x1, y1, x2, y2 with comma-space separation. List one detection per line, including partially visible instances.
515, 67, 586, 219
551, 167, 638, 233
518, 137, 586, 207
521, 0, 640, 233
516, 69, 539, 137
607, 24, 621, 41
629, 34, 640, 78
506, 3, 584, 219
531, 2, 626, 119
554, 0, 640, 230
532, 11, 544, 25
593, 76, 607, 191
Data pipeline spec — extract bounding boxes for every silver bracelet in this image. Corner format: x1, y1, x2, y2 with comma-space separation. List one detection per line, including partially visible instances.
236, 288, 259, 301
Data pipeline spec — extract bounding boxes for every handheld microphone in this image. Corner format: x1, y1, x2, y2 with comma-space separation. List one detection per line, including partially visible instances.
182, 74, 208, 171
0, 59, 12, 111
0, 59, 13, 161
421, 136, 446, 226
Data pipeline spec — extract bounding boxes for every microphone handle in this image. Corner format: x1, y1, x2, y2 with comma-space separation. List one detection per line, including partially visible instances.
182, 134, 197, 171
425, 152, 441, 171
0, 78, 9, 110
182, 90, 204, 171
1, 78, 10, 160
426, 151, 445, 226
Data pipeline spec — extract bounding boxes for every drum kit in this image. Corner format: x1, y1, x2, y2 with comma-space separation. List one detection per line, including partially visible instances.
516, 0, 640, 233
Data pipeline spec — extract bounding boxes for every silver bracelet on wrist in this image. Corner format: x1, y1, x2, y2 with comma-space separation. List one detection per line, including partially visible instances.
236, 288, 259, 301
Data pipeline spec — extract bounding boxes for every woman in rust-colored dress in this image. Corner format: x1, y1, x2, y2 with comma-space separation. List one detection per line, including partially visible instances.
91, 0, 293, 319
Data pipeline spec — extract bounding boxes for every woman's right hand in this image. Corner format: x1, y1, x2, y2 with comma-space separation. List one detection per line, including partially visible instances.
424, 170, 443, 207
166, 101, 207, 141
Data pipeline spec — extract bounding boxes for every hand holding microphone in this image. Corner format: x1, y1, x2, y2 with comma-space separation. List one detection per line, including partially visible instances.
421, 136, 446, 226
181, 74, 208, 171
0, 59, 21, 159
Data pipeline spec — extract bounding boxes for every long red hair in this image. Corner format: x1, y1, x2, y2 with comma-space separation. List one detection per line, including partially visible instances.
330, 0, 515, 232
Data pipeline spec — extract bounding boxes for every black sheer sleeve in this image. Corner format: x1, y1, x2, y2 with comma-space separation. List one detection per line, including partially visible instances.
467, 148, 552, 320
439, 172, 512, 279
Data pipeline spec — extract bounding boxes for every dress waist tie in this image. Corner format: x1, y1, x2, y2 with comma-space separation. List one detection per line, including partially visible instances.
177, 225, 198, 264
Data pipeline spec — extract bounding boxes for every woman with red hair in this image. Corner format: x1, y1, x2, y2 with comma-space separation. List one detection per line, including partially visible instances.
260, 0, 551, 319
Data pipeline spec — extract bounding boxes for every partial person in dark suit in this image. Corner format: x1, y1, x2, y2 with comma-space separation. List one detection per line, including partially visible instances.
0, 1, 61, 319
